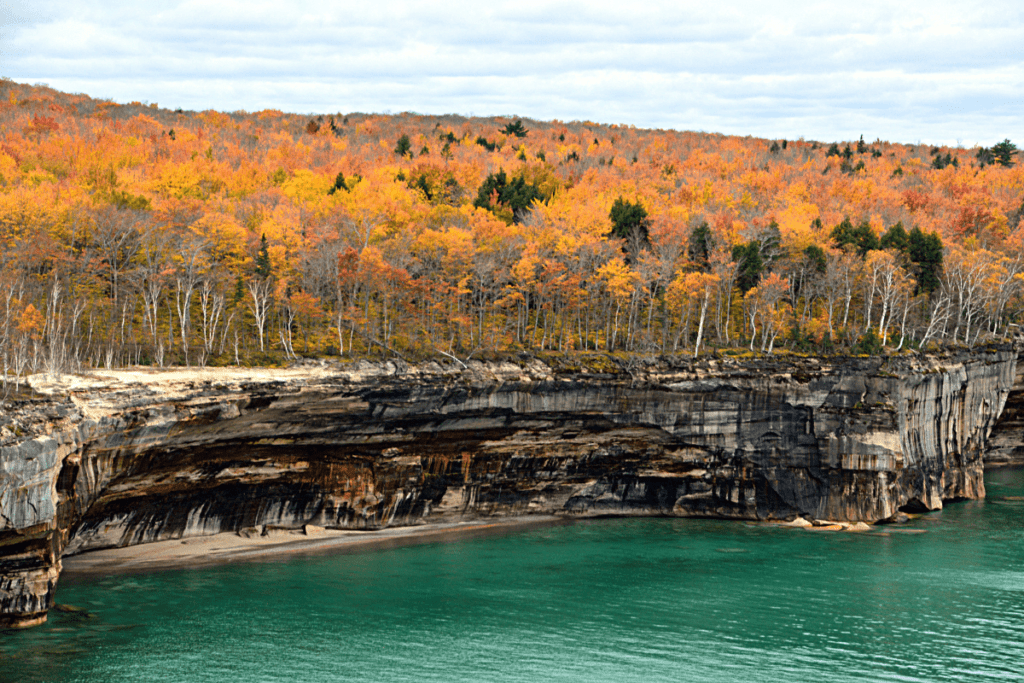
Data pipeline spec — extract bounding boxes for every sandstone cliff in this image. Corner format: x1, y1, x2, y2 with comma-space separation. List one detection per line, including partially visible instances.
0, 349, 1018, 627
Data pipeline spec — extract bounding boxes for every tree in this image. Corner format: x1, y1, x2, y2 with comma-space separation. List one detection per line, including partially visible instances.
803, 245, 827, 275
501, 120, 528, 138
818, 249, 859, 339
255, 233, 272, 278
865, 250, 910, 345
394, 134, 412, 157
880, 222, 909, 254
327, 172, 348, 194
688, 272, 719, 357
831, 217, 878, 258
609, 197, 650, 262
247, 277, 273, 352
473, 170, 544, 224
991, 139, 1018, 168
906, 228, 943, 294
732, 241, 763, 295
170, 235, 208, 366
744, 273, 789, 352
197, 276, 225, 364
943, 247, 999, 344
688, 221, 713, 271
91, 206, 145, 305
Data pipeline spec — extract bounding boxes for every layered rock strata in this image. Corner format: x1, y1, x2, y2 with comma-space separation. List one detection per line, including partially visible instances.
0, 349, 1018, 627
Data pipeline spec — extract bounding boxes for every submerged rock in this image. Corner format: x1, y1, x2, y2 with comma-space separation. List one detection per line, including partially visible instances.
879, 511, 912, 525
0, 348, 1019, 627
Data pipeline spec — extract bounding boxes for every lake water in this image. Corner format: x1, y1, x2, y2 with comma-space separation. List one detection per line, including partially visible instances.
3, 468, 1023, 683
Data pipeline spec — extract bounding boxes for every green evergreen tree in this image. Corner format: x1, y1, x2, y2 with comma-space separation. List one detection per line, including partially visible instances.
475, 136, 497, 152
232, 275, 246, 304
831, 217, 878, 257
880, 221, 909, 253
473, 169, 544, 224
976, 146, 995, 167
760, 220, 783, 269
394, 134, 412, 157
907, 227, 943, 294
328, 172, 347, 195
688, 221, 713, 271
501, 120, 528, 137
992, 139, 1018, 167
255, 233, 272, 278
609, 197, 650, 245
804, 244, 827, 274
732, 241, 763, 294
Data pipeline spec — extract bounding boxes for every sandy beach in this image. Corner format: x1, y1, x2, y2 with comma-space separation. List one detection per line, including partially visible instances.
60, 516, 569, 576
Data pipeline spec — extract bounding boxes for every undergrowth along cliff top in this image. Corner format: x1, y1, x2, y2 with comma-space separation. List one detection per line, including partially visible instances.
0, 78, 1022, 382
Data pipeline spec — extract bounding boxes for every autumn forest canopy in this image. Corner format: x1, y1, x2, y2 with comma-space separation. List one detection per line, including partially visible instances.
0, 79, 1022, 383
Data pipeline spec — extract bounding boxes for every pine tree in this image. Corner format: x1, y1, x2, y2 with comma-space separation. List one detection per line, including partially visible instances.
992, 139, 1018, 167
255, 234, 272, 279
501, 120, 528, 137
907, 228, 943, 294
609, 197, 650, 243
831, 217, 878, 257
688, 221, 713, 271
880, 222, 909, 253
394, 134, 412, 157
732, 242, 763, 294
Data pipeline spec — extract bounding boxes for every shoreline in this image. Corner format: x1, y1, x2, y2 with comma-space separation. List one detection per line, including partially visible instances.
59, 516, 570, 578
58, 512, 897, 580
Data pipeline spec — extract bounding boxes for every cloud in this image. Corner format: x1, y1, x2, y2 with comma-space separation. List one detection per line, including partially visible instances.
3, 0, 1023, 144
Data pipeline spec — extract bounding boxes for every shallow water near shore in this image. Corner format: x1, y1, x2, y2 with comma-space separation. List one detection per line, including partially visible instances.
3, 469, 1023, 683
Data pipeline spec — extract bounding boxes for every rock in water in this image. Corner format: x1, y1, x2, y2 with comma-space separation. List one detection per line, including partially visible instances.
880, 512, 912, 525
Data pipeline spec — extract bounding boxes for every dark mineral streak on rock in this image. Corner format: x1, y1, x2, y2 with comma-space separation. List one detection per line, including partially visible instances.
1, 349, 1020, 627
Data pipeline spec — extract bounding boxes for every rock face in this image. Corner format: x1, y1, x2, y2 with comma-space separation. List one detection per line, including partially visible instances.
982, 358, 1024, 467
0, 349, 1018, 627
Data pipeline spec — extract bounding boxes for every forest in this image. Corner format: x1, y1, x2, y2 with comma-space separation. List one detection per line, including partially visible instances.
0, 78, 1022, 384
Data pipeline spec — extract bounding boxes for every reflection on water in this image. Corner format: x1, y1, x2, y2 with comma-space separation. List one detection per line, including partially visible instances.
3, 468, 1023, 683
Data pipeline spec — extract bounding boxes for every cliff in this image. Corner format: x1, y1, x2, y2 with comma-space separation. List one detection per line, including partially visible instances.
982, 356, 1024, 467
0, 348, 1019, 627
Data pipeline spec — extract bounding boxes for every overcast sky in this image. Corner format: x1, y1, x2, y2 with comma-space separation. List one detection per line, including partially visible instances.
1, 0, 1021, 145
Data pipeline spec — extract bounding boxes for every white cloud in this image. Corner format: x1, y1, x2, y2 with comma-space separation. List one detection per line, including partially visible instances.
3, 0, 1022, 144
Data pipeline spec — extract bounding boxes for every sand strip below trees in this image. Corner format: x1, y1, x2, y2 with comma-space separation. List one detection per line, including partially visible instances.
59, 516, 568, 576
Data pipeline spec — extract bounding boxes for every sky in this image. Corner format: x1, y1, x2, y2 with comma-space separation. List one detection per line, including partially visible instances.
1, 0, 1021, 146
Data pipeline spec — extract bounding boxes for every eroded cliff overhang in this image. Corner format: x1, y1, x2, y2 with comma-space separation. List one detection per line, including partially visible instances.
0, 348, 1018, 627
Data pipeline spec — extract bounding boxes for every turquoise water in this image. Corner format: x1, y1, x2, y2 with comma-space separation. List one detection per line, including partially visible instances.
3, 470, 1023, 683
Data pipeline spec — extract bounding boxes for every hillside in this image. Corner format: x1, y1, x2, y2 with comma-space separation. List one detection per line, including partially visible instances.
0, 78, 1021, 377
